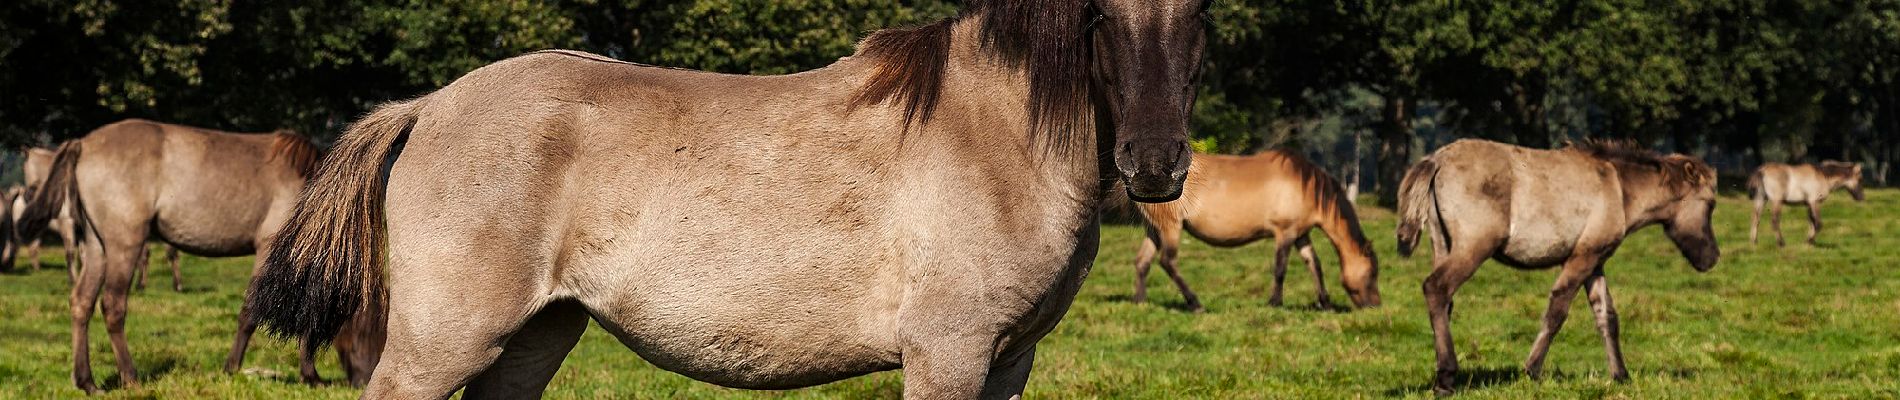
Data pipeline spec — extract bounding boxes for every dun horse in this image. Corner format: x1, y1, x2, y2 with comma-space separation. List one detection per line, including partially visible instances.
17, 119, 382, 393
18, 146, 186, 288
1131, 150, 1379, 312
10, 148, 78, 275
1395, 139, 1718, 395
250, 0, 1208, 398
1748, 161, 1864, 246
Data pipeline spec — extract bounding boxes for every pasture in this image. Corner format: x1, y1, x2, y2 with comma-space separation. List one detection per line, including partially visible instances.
2, 191, 1896, 399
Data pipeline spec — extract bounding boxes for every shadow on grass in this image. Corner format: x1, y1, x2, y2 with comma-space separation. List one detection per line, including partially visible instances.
1102, 294, 1205, 313
1379, 366, 1544, 397
102, 357, 180, 391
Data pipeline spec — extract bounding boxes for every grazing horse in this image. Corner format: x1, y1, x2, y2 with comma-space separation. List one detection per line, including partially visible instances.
1395, 139, 1719, 395
1130, 150, 1380, 312
12, 148, 79, 275
16, 119, 382, 393
249, 0, 1208, 398
1748, 161, 1864, 246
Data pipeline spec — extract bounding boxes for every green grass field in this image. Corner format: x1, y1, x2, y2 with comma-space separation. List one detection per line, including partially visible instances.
3, 190, 1898, 399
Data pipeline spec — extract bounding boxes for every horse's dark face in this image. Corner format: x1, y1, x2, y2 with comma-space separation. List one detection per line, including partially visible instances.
1092, 0, 1208, 202
1846, 165, 1865, 202
1666, 176, 1719, 272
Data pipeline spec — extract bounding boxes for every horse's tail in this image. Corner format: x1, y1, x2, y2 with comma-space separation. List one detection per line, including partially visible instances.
1395, 158, 1440, 258
17, 141, 82, 242
251, 99, 419, 345
1746, 168, 1764, 200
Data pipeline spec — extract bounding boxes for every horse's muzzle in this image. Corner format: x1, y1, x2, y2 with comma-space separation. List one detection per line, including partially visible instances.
1116, 139, 1190, 203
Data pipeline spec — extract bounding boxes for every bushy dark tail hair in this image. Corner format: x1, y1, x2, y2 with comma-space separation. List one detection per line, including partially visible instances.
250, 100, 419, 345
16, 141, 82, 242
1395, 158, 1441, 258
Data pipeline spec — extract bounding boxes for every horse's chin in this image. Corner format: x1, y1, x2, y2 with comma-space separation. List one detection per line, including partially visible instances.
1125, 187, 1182, 203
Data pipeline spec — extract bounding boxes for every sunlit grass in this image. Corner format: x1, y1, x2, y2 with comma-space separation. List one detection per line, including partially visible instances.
2, 191, 1897, 398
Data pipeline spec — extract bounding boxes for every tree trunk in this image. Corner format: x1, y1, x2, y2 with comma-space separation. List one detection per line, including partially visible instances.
1376, 94, 1414, 207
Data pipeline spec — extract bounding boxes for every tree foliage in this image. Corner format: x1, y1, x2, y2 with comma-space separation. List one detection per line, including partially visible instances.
1, 0, 1896, 187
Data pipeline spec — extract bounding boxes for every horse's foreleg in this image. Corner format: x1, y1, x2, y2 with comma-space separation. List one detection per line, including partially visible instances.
1295, 234, 1330, 308
1522, 256, 1599, 380
68, 242, 106, 394
1267, 237, 1294, 307
1424, 251, 1482, 395
1805, 201, 1823, 245
1583, 269, 1628, 381
901, 333, 998, 400
1152, 228, 1201, 312
465, 301, 587, 399
978, 345, 1035, 400
1131, 230, 1158, 304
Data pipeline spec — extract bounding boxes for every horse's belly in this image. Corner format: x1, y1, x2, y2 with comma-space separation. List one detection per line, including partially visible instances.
595, 312, 898, 389
1499, 229, 1574, 268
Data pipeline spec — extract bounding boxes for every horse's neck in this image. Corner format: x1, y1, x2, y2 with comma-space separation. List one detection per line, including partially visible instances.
933, 23, 1109, 210
1616, 168, 1677, 229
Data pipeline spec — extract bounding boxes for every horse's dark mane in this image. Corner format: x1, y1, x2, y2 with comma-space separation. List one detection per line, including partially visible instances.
850, 0, 1093, 152
1569, 139, 1713, 189
1571, 139, 1666, 167
1817, 160, 1859, 178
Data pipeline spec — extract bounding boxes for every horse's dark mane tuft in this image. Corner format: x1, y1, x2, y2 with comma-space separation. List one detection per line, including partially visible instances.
850, 0, 1094, 153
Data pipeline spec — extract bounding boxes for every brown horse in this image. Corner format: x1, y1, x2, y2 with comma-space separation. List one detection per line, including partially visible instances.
1131, 150, 1379, 312
249, 0, 1207, 398
1395, 139, 1719, 395
17, 119, 381, 393
1748, 161, 1864, 246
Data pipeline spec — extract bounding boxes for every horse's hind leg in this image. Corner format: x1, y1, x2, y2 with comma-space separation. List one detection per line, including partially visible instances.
133, 245, 149, 291
464, 300, 588, 399
1805, 201, 1823, 245
1522, 253, 1604, 380
68, 239, 106, 393
1583, 268, 1629, 381
1294, 234, 1331, 308
1748, 196, 1764, 243
1771, 202, 1786, 247
1424, 246, 1487, 395
99, 242, 142, 388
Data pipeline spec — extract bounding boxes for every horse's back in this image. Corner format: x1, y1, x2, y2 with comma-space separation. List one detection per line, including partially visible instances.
1754, 163, 1825, 203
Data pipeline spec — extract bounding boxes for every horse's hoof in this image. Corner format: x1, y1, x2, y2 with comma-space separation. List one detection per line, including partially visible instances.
1188, 305, 1206, 314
